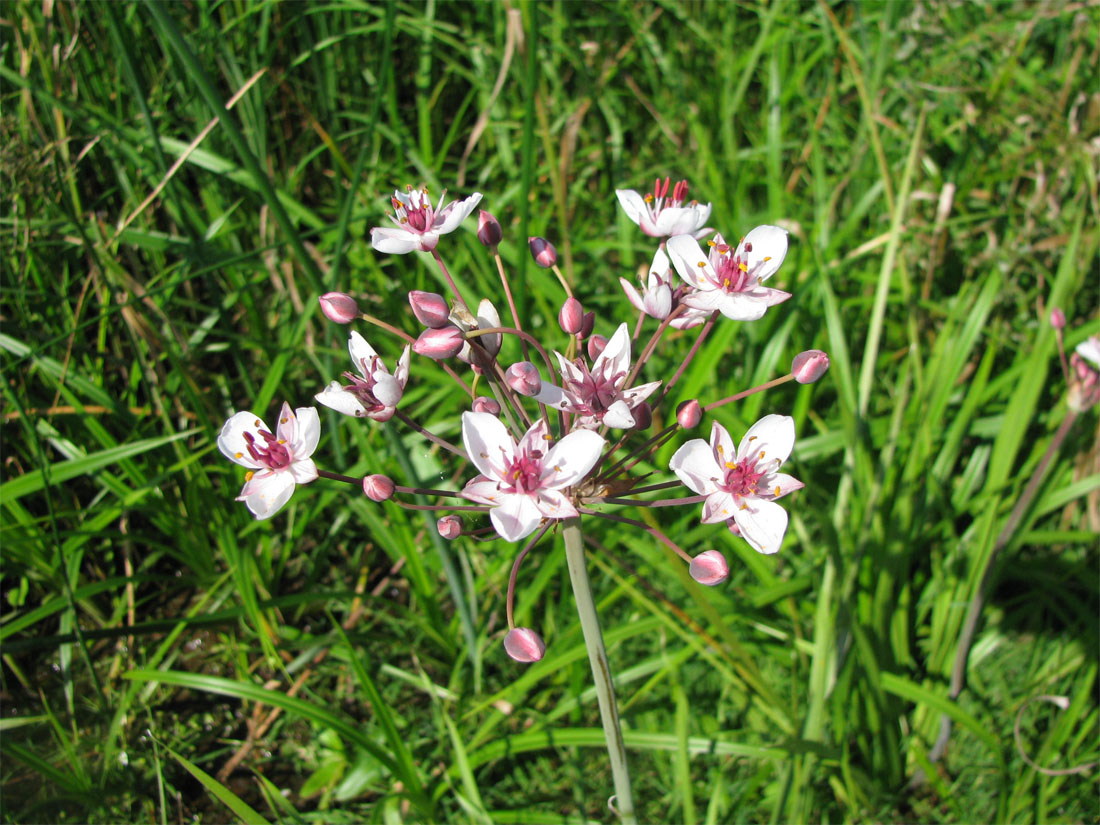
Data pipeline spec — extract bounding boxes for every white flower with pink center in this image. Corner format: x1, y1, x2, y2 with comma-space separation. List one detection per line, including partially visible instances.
667, 227, 791, 321
1077, 335, 1100, 368
218, 402, 320, 519
534, 323, 661, 430
620, 248, 710, 330
461, 413, 605, 542
616, 178, 712, 238
370, 186, 483, 254
315, 331, 410, 422
669, 415, 803, 554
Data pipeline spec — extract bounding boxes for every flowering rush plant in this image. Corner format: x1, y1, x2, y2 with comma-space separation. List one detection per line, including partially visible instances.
217, 178, 827, 820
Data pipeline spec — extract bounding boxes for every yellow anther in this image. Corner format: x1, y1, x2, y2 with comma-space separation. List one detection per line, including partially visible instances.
697, 261, 707, 268
644, 193, 654, 203
748, 435, 757, 442
245, 471, 254, 481
281, 416, 289, 423
234, 451, 243, 458
725, 461, 736, 469
763, 256, 772, 262
254, 419, 262, 427
707, 239, 717, 247
774, 485, 781, 496
278, 439, 287, 445
738, 262, 748, 272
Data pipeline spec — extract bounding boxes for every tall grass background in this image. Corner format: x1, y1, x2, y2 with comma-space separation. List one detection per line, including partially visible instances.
2, 1, 1098, 822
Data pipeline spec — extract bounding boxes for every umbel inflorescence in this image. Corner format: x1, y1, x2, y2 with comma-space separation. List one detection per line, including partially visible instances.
218, 180, 829, 661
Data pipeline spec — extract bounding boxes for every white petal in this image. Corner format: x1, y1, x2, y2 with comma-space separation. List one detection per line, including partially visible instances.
462, 477, 503, 505
291, 406, 321, 457
764, 472, 804, 499
532, 381, 576, 412
348, 331, 380, 372
490, 494, 543, 542
615, 189, 647, 225
217, 411, 267, 469
370, 226, 420, 255
541, 429, 605, 488
461, 411, 515, 480
516, 418, 551, 456
648, 247, 670, 280
737, 414, 796, 465
732, 498, 789, 554
435, 193, 483, 234
713, 293, 770, 322
739, 225, 788, 282
477, 298, 502, 355
394, 345, 411, 388
621, 380, 661, 405
593, 323, 632, 380
289, 457, 318, 484
1076, 336, 1100, 368
702, 490, 737, 523
240, 470, 296, 520
371, 373, 403, 407
620, 278, 646, 314
666, 234, 711, 291
534, 488, 580, 520
669, 438, 720, 495
315, 382, 368, 417
709, 420, 737, 465
601, 400, 636, 429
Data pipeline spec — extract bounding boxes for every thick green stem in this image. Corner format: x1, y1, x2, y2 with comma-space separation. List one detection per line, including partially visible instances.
562, 518, 637, 825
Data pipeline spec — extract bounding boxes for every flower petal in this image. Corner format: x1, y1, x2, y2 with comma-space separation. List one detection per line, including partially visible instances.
739, 225, 788, 282
701, 490, 737, 523
462, 476, 503, 506
490, 494, 543, 542
737, 414, 796, 465
541, 429, 605, 488
593, 323, 632, 380
291, 406, 321, 457
667, 234, 710, 291
534, 488, 580, 520
461, 411, 515, 480
370, 227, 420, 255
217, 411, 267, 469
240, 470, 297, 520
315, 382, 368, 417
615, 189, 648, 225
289, 457, 318, 484
435, 193, 483, 234
669, 438, 720, 495
764, 472, 804, 499
601, 400, 636, 429
732, 498, 789, 554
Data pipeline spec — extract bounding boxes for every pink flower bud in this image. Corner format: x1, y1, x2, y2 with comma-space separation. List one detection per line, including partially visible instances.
505, 361, 542, 396
412, 326, 465, 359
437, 515, 463, 540
528, 236, 557, 268
676, 399, 701, 429
632, 401, 652, 430
408, 290, 451, 328
477, 210, 503, 248
319, 292, 359, 324
559, 297, 584, 335
579, 311, 595, 340
503, 627, 546, 663
362, 474, 395, 502
791, 350, 830, 384
472, 396, 501, 415
689, 550, 729, 586
1050, 307, 1066, 330
587, 334, 607, 361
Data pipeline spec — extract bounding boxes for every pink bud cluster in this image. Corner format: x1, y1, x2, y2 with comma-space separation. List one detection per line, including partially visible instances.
219, 179, 830, 665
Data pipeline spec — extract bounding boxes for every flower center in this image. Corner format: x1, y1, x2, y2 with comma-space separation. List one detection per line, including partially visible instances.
395, 188, 435, 233
711, 242, 752, 294
243, 427, 291, 470
566, 359, 624, 416
504, 448, 544, 494
341, 357, 386, 415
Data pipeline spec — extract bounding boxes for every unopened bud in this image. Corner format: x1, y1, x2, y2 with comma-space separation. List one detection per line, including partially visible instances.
676, 400, 702, 429
437, 515, 463, 540
503, 627, 546, 663
791, 350, 830, 384
528, 236, 557, 268
477, 210, 503, 248
559, 297, 584, 335
412, 326, 465, 359
689, 550, 729, 586
505, 361, 542, 396
579, 311, 595, 340
472, 396, 501, 415
587, 334, 607, 361
408, 291, 451, 328
632, 401, 652, 430
319, 292, 359, 324
362, 474, 395, 502
1049, 307, 1066, 330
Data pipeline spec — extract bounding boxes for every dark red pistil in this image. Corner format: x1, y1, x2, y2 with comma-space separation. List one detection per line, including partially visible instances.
243, 429, 291, 470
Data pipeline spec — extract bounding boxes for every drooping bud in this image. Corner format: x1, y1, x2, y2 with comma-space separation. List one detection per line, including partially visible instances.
791, 350, 830, 384
408, 291, 451, 328
632, 401, 652, 431
578, 311, 595, 340
503, 627, 546, 663
412, 326, 465, 360
362, 474, 395, 502
1049, 307, 1066, 330
437, 515, 463, 540
558, 297, 584, 335
676, 400, 702, 429
477, 210, 503, 248
587, 334, 607, 361
319, 292, 359, 324
528, 236, 557, 268
689, 550, 729, 586
472, 396, 501, 415
505, 361, 542, 396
